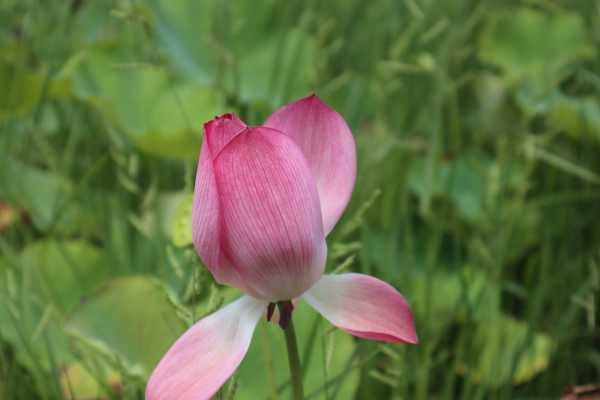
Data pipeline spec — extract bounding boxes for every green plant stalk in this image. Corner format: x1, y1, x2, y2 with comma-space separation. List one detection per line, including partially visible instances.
284, 319, 304, 400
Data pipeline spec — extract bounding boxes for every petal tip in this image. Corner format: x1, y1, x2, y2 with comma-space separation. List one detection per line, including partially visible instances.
300, 93, 328, 107
397, 305, 418, 345
203, 113, 238, 132
303, 274, 419, 346
403, 329, 419, 345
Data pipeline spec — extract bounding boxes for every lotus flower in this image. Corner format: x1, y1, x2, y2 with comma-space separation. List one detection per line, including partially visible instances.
146, 95, 417, 400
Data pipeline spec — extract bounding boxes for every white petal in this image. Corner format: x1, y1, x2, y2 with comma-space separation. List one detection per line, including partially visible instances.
146, 296, 267, 400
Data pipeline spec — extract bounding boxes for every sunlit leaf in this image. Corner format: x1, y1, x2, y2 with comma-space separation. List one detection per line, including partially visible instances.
0, 57, 46, 121
548, 95, 600, 141
170, 193, 193, 247
60, 362, 120, 400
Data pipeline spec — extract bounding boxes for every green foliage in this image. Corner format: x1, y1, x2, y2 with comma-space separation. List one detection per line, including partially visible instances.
236, 303, 359, 400
71, 49, 223, 159
480, 8, 593, 81
65, 276, 187, 376
170, 194, 194, 247
1, 0, 600, 399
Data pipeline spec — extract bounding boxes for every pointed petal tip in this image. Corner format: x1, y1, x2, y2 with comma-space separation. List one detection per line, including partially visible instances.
345, 329, 419, 345
203, 113, 244, 132
403, 323, 419, 345
303, 273, 418, 346
343, 306, 418, 345
299, 93, 329, 107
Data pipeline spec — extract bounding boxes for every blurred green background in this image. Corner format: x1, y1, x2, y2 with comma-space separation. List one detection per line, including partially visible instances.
1, 0, 599, 399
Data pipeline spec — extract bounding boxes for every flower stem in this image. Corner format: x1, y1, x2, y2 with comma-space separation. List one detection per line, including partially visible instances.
283, 318, 304, 400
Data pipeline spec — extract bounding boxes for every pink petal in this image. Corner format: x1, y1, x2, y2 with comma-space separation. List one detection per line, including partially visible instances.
264, 95, 357, 235
192, 114, 247, 288
204, 113, 247, 155
146, 296, 267, 400
214, 127, 327, 301
302, 274, 418, 344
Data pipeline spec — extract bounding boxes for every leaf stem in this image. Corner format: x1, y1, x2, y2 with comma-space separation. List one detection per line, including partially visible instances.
284, 318, 304, 400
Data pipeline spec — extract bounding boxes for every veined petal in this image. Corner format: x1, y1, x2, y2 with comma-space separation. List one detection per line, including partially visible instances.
214, 127, 327, 301
146, 296, 267, 400
264, 95, 357, 235
192, 114, 246, 287
302, 274, 418, 344
205, 113, 247, 155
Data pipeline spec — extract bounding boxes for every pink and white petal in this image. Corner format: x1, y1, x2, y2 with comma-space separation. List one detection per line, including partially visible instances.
264, 95, 356, 235
214, 127, 327, 302
302, 274, 418, 344
146, 295, 267, 400
191, 114, 246, 287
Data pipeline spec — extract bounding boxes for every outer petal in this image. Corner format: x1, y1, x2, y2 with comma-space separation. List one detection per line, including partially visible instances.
264, 95, 357, 235
146, 296, 267, 400
214, 127, 327, 301
302, 274, 418, 344
204, 113, 247, 155
192, 114, 246, 287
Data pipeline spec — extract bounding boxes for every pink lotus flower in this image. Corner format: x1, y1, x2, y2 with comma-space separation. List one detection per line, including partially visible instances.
146, 95, 417, 400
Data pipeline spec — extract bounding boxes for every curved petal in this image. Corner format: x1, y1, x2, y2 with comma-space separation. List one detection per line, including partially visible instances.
192, 114, 246, 287
302, 274, 418, 344
204, 113, 247, 155
214, 127, 327, 301
146, 296, 267, 400
264, 95, 357, 235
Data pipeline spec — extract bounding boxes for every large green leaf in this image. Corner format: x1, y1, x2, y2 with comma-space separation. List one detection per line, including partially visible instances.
73, 49, 222, 159
0, 54, 46, 121
480, 8, 593, 82
19, 240, 107, 314
0, 240, 107, 371
65, 276, 187, 376
0, 157, 104, 235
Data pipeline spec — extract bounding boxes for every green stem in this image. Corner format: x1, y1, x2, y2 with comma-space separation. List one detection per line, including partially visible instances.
283, 318, 304, 400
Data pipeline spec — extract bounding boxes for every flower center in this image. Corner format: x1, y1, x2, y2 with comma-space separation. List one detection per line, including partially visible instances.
266, 300, 295, 329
